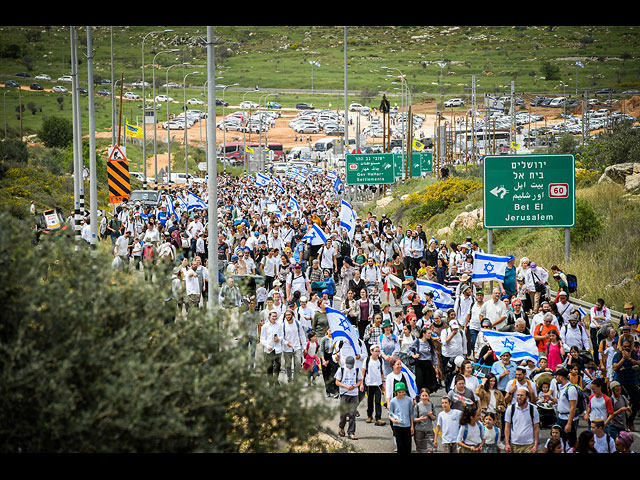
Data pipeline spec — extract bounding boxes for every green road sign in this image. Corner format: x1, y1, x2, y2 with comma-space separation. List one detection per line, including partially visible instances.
392, 151, 433, 178
483, 154, 575, 229
346, 153, 395, 185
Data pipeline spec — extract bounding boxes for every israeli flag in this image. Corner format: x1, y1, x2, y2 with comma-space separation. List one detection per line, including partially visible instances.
326, 306, 361, 358
416, 279, 455, 310
301, 223, 327, 246
296, 173, 307, 184
472, 252, 510, 282
326, 170, 338, 180
578, 306, 588, 319
339, 199, 356, 240
300, 167, 309, 174
167, 196, 179, 222
175, 194, 188, 211
289, 196, 300, 211
254, 172, 270, 187
312, 166, 322, 174
266, 201, 282, 219
286, 170, 296, 179
399, 361, 418, 399
333, 176, 344, 195
576, 61, 584, 68
187, 191, 207, 211
481, 329, 539, 364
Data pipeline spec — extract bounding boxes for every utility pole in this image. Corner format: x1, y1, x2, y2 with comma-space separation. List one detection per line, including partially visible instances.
70, 26, 83, 248
206, 26, 219, 300
86, 26, 98, 247
471, 75, 476, 165
510, 81, 516, 154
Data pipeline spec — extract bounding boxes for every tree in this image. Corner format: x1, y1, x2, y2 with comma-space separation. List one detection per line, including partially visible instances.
39, 116, 73, 149
0, 139, 28, 163
0, 214, 335, 453
540, 60, 560, 81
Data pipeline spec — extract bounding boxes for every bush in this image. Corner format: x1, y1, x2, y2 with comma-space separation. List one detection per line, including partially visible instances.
0, 139, 28, 164
0, 214, 333, 452
39, 116, 73, 149
572, 197, 602, 246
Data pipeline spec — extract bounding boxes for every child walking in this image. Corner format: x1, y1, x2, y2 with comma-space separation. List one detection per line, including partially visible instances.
414, 388, 436, 453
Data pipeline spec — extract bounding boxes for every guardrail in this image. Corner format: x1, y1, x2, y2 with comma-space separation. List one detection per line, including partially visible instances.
550, 289, 623, 326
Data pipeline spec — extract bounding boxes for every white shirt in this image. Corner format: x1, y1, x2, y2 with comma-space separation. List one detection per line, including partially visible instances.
362, 357, 384, 387
560, 323, 590, 351
260, 319, 284, 354
505, 401, 539, 445
318, 246, 336, 270
185, 269, 200, 296
262, 255, 280, 277
115, 234, 129, 256
280, 318, 306, 352
437, 409, 462, 444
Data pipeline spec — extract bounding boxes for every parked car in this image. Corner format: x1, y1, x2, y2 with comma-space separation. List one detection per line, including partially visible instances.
622, 89, 640, 95
216, 98, 229, 107
265, 101, 281, 109
52, 85, 68, 93
240, 101, 259, 109
444, 98, 464, 107
78, 87, 87, 94
187, 98, 204, 105
296, 102, 314, 110
349, 103, 363, 111
155, 95, 173, 102
35, 74, 51, 81
162, 82, 181, 89
595, 88, 615, 95
58, 75, 72, 82
5, 80, 20, 87
29, 83, 43, 90
124, 92, 140, 100
16, 72, 30, 77
97, 89, 111, 96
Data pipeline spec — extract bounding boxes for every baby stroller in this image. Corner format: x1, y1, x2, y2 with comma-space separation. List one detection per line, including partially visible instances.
534, 371, 557, 428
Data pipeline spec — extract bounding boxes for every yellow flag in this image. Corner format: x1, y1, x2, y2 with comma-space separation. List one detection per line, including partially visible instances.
125, 122, 144, 139
511, 141, 520, 150
413, 139, 424, 151
245, 145, 254, 153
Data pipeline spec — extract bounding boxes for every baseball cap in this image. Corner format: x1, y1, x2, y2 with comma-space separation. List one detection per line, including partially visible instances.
345, 356, 355, 368
394, 382, 408, 393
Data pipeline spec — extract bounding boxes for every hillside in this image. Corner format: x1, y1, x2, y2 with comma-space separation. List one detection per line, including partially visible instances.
361, 167, 640, 313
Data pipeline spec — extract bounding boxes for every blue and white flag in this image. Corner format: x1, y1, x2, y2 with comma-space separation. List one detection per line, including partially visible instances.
576, 61, 584, 68
480, 329, 539, 364
472, 252, 510, 282
578, 306, 588, 319
301, 223, 327, 246
326, 170, 338, 180
312, 166, 322, 174
286, 170, 296, 179
326, 306, 361, 358
399, 361, 418, 399
333, 175, 345, 195
339, 199, 356, 240
272, 176, 285, 193
416, 279, 455, 310
187, 191, 207, 211
289, 196, 300, 212
295, 173, 307, 184
266, 201, 282, 219
175, 194, 188, 211
167, 196, 179, 222
254, 172, 270, 187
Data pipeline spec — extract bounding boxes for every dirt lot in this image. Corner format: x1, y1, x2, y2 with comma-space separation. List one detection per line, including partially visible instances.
95, 96, 640, 173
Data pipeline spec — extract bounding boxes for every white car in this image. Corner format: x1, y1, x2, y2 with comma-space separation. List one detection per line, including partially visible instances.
349, 103, 363, 111
52, 86, 68, 93
123, 92, 140, 100
186, 98, 204, 105
240, 101, 259, 109
155, 95, 173, 102
162, 82, 181, 89
35, 74, 51, 81
57, 75, 72, 82
444, 98, 464, 107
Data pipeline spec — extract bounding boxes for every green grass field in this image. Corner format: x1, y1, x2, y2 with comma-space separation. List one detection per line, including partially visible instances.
2, 25, 640, 140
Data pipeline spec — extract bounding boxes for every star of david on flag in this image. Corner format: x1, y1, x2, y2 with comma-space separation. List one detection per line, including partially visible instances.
416, 279, 455, 310
289, 196, 300, 212
186, 191, 207, 211
472, 252, 511, 282
339, 199, 356, 240
333, 176, 344, 195
254, 172, 270, 187
481, 329, 539, 363
301, 223, 327, 246
399, 361, 418, 399
325, 306, 361, 358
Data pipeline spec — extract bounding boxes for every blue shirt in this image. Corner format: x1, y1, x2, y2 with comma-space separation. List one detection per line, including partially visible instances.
389, 394, 414, 428
491, 359, 517, 391
503, 265, 517, 296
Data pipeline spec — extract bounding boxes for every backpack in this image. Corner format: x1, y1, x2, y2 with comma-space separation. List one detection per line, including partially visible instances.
563, 383, 587, 416
509, 402, 536, 425
566, 274, 578, 293
143, 244, 155, 261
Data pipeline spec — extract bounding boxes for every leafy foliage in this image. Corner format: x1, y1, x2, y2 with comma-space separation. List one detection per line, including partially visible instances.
0, 213, 333, 452
572, 197, 603, 246
38, 116, 73, 149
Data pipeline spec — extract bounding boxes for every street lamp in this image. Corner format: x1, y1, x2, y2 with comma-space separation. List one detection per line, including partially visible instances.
152, 48, 180, 183
183, 71, 200, 182
141, 28, 173, 189
220, 83, 238, 174
165, 63, 189, 185
242, 87, 259, 175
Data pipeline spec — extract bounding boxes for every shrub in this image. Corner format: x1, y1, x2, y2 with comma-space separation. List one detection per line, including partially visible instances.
0, 139, 28, 164
0, 214, 333, 452
572, 197, 602, 246
39, 116, 73, 149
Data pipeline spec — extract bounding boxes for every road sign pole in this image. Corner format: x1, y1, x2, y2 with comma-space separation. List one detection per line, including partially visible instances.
87, 26, 98, 248
565, 228, 570, 262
